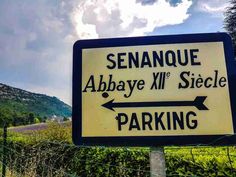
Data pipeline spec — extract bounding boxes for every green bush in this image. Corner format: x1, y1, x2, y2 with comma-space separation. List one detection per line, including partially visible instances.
1, 123, 236, 177
4, 141, 149, 177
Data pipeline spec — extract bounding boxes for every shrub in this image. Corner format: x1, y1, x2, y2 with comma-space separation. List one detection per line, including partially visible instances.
2, 123, 236, 177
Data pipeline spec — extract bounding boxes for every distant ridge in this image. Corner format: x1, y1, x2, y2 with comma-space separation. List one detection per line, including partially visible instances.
0, 83, 71, 117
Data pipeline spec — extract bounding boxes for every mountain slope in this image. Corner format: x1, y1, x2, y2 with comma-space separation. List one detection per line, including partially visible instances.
0, 83, 71, 117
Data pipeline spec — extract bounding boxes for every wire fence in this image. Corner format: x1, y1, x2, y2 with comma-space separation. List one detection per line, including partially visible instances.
1, 125, 236, 177
1, 141, 236, 177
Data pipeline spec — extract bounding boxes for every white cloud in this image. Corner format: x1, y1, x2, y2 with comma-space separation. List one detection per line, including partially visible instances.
0, 0, 193, 105
0, 0, 76, 105
71, 0, 193, 39
3, 0, 229, 106
195, 0, 229, 16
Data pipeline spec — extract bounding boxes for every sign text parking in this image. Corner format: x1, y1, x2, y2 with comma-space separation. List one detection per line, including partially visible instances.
73, 33, 236, 146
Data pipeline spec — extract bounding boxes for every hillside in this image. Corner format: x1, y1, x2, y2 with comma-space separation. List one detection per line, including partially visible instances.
0, 83, 71, 118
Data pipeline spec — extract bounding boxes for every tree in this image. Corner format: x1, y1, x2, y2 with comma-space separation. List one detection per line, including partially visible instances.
224, 0, 236, 56
63, 117, 69, 122
28, 113, 35, 124
34, 117, 40, 124
0, 108, 12, 127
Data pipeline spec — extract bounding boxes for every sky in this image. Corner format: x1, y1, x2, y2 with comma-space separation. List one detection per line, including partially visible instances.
0, 0, 230, 105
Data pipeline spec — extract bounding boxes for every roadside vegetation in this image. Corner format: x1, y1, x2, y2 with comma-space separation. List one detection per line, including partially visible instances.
0, 108, 47, 128
0, 122, 234, 176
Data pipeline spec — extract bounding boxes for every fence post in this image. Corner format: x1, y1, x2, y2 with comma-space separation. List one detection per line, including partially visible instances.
190, 148, 195, 163
2, 123, 7, 177
150, 147, 166, 177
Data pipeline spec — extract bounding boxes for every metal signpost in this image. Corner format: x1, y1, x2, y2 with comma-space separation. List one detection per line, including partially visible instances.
73, 33, 236, 176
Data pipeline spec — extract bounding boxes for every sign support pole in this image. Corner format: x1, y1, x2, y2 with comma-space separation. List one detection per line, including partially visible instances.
150, 147, 166, 177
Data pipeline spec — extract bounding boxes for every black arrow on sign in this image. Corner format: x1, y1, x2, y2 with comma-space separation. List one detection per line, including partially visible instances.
102, 96, 208, 111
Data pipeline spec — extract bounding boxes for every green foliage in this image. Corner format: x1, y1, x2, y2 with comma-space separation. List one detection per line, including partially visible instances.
34, 117, 40, 124
0, 83, 71, 120
224, 0, 236, 55
2, 123, 236, 176
165, 147, 236, 176
27, 122, 72, 143
0, 109, 44, 127
3, 139, 149, 176
63, 117, 69, 121
0, 83, 72, 127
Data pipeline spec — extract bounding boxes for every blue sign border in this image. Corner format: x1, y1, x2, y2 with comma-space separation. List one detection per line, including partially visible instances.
73, 33, 236, 146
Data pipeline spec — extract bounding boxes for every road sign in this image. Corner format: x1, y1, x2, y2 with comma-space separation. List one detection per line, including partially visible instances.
73, 33, 236, 146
